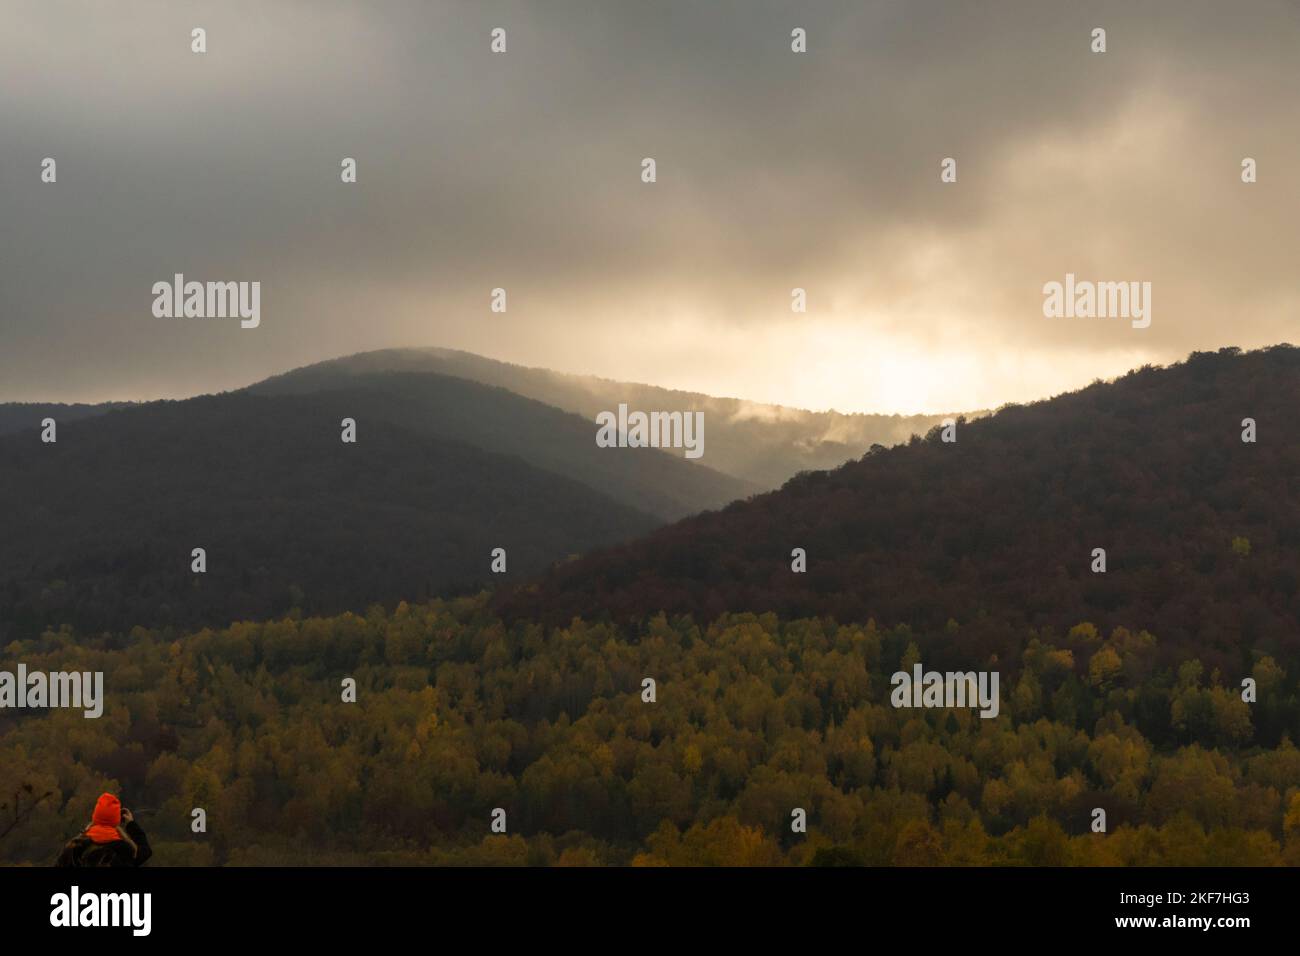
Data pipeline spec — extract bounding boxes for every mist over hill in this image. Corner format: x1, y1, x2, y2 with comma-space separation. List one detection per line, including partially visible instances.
266, 348, 969, 488
249, 367, 756, 521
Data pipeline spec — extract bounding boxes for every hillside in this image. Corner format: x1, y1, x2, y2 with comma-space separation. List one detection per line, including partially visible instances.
248, 369, 755, 521
503, 347, 1300, 676
0, 401, 132, 435
0, 391, 659, 639
4, 347, 1299, 870
264, 348, 966, 488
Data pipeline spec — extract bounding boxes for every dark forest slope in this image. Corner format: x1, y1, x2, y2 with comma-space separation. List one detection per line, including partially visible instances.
0, 401, 132, 435
503, 347, 1300, 674
0, 391, 658, 638
249, 369, 756, 521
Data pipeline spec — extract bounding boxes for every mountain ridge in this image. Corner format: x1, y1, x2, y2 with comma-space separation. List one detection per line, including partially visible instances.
501, 345, 1300, 677
247, 366, 756, 521
263, 347, 974, 488
0, 389, 660, 639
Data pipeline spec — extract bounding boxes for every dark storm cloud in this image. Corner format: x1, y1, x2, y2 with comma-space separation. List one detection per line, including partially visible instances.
1, 0, 1296, 411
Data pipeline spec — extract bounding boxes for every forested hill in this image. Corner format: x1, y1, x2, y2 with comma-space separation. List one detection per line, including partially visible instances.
503, 346, 1300, 674
0, 401, 132, 435
0, 391, 659, 639
248, 369, 757, 521
262, 347, 966, 489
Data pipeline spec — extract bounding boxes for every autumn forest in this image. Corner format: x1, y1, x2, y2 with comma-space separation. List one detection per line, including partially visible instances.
3, 347, 1300, 867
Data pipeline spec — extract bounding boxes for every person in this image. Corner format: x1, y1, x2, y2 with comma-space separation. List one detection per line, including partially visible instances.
56, 792, 152, 867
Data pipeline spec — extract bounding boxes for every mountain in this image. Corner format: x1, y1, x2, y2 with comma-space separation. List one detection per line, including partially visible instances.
248, 367, 756, 521
263, 347, 967, 488
5, 347, 1299, 871
503, 346, 1300, 676
0, 401, 133, 435
0, 390, 659, 639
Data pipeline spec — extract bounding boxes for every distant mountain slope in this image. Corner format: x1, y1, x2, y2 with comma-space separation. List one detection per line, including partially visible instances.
0, 401, 133, 435
0, 391, 659, 638
503, 347, 1300, 675
267, 348, 967, 488
249, 369, 756, 521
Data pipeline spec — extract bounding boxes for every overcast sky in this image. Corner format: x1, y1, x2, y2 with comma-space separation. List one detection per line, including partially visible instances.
2, 0, 1297, 413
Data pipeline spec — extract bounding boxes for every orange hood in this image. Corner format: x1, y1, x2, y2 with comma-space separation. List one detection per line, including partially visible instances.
85, 792, 122, 844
